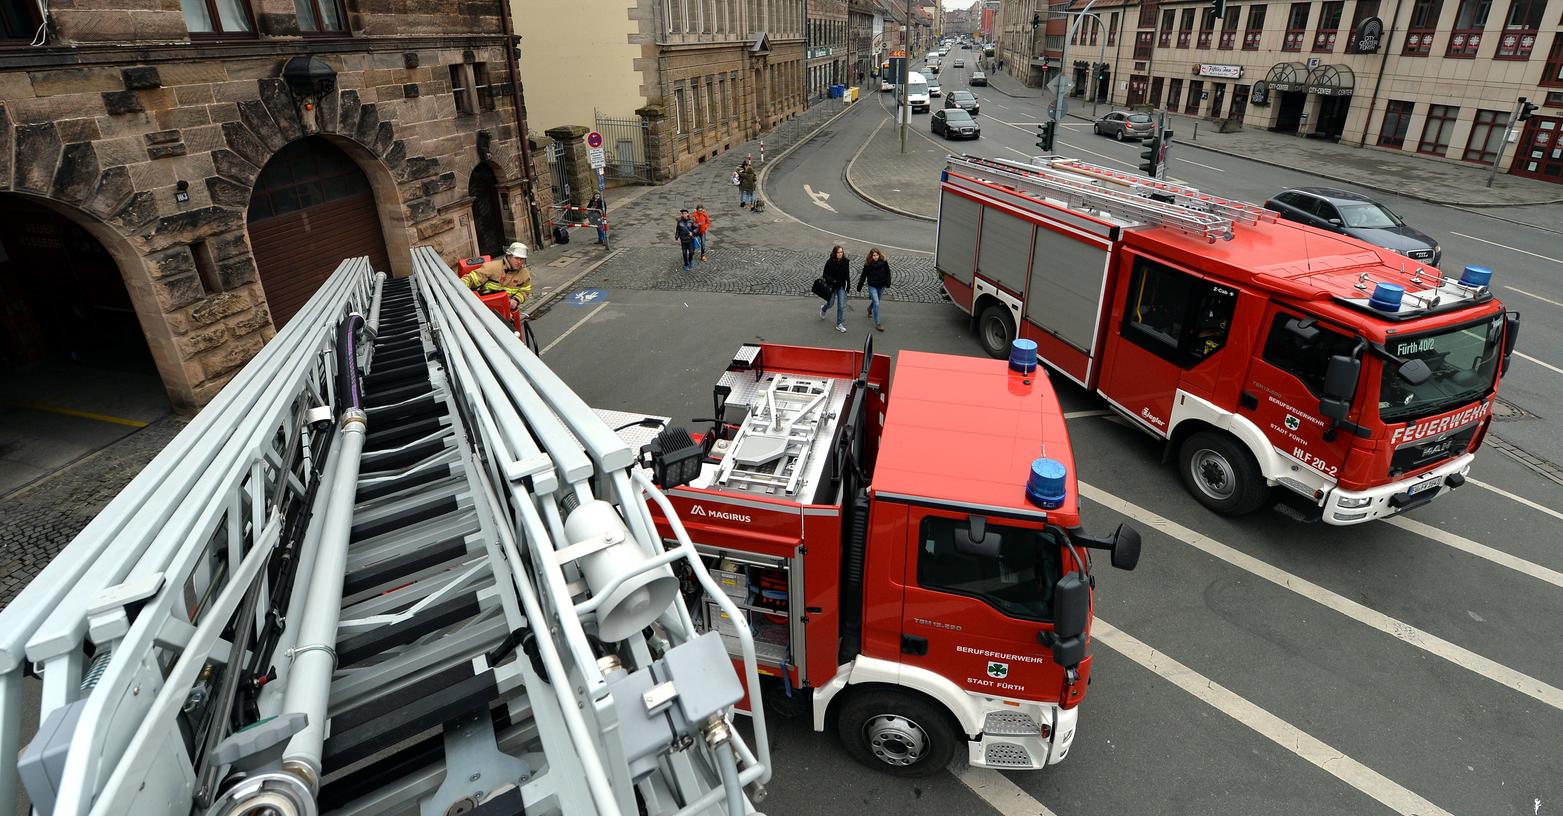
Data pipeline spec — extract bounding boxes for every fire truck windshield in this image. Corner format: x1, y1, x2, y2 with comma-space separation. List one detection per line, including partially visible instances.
1378, 313, 1504, 422
916, 517, 1064, 621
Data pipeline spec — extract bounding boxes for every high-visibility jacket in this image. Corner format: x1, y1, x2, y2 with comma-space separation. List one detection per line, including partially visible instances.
461, 257, 532, 301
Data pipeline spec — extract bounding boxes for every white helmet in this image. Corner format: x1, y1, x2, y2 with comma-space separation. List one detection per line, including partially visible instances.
504, 242, 528, 259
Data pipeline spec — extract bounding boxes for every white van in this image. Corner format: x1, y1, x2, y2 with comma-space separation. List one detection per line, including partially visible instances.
906, 70, 930, 113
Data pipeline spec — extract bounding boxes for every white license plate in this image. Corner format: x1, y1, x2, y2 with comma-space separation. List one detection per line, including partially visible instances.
1408, 479, 1440, 497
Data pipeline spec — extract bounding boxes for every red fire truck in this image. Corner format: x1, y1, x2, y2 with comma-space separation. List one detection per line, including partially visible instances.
936, 155, 1520, 524
634, 340, 1139, 776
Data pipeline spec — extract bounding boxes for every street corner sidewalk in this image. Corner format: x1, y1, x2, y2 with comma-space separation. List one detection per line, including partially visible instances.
844, 115, 949, 221
982, 68, 1047, 100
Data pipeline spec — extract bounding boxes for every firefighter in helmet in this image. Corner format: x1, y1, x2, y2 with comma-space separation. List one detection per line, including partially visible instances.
462, 242, 533, 310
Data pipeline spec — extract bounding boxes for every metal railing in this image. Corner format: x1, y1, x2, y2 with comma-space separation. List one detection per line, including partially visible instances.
595, 111, 655, 184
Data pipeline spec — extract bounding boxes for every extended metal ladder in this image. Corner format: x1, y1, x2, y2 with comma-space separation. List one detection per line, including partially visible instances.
949, 154, 1274, 242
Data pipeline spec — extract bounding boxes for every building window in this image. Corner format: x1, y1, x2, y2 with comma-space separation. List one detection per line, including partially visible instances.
473, 63, 495, 112
1345, 0, 1380, 51
1186, 79, 1204, 114
1377, 100, 1414, 147
1168, 77, 1184, 110
181, 0, 255, 34
1545, 34, 1563, 86
673, 83, 687, 135
707, 80, 719, 129
2, 0, 43, 40
1447, 0, 1491, 56
1404, 0, 1441, 53
1244, 5, 1266, 48
1283, 1, 1309, 50
294, 0, 345, 32
1417, 104, 1459, 154
1135, 29, 1155, 58
1139, 0, 1160, 29
1197, 8, 1215, 48
1108, 11, 1118, 45
450, 65, 472, 115
1177, 7, 1195, 47
1495, 0, 1544, 58
1160, 8, 1175, 46
668, 0, 685, 33
1314, 1, 1343, 50
1219, 6, 1239, 49
1463, 108, 1508, 162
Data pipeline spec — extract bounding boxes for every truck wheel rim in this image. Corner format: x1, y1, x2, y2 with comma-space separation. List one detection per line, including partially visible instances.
863, 714, 928, 766
1191, 449, 1236, 500
982, 315, 1008, 350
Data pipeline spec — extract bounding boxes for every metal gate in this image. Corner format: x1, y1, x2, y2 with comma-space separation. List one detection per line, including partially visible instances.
543, 140, 571, 203
594, 111, 653, 184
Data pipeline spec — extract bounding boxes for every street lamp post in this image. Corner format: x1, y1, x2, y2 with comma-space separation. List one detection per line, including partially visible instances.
1049, 0, 1102, 128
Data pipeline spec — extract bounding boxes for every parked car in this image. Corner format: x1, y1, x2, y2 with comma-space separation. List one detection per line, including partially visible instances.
928, 80, 942, 97
953, 59, 966, 68
970, 71, 987, 86
944, 90, 980, 116
932, 109, 981, 140
928, 63, 940, 75
1093, 110, 1155, 141
1264, 188, 1442, 264
961, 43, 972, 49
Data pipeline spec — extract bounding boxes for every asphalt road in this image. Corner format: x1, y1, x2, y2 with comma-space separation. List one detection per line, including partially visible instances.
529, 285, 1563, 816
764, 57, 1563, 473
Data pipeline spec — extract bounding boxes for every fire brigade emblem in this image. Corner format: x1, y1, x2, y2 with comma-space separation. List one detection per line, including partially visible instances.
1284, 414, 1300, 431
986, 661, 1009, 679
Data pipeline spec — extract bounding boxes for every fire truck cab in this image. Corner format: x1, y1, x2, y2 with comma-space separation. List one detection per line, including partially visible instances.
635, 341, 1140, 776
937, 155, 1520, 524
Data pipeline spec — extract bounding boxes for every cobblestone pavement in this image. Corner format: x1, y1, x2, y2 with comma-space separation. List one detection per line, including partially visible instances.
572, 246, 943, 304
0, 417, 186, 608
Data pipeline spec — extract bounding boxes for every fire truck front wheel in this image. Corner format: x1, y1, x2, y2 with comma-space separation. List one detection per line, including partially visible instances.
837, 689, 958, 777
1178, 430, 1270, 515
976, 303, 1016, 359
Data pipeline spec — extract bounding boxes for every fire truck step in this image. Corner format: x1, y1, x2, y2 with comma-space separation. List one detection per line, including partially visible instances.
366, 394, 442, 425
341, 535, 472, 598
321, 668, 498, 771
318, 705, 515, 809
335, 592, 482, 667
349, 493, 459, 542
355, 460, 456, 501
363, 361, 429, 389
358, 435, 449, 473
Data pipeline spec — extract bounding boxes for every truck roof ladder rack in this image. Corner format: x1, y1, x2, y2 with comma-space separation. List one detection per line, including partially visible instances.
715, 373, 836, 497
1043, 157, 1279, 228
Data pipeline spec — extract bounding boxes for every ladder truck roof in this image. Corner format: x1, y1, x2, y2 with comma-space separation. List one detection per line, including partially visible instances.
943, 155, 1502, 339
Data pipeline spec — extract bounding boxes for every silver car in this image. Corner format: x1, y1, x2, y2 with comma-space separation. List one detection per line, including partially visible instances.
1093, 111, 1155, 141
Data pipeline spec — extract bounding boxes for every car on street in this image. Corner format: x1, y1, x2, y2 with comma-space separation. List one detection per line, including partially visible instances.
944, 89, 980, 115
1264, 188, 1442, 264
928, 63, 940, 74
970, 71, 987, 86
931, 109, 981, 139
961, 43, 972, 49
1093, 110, 1155, 141
928, 79, 942, 96
953, 59, 965, 67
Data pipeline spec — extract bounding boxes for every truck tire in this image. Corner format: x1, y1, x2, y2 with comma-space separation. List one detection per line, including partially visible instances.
976, 303, 1015, 359
837, 689, 958, 777
1178, 430, 1270, 515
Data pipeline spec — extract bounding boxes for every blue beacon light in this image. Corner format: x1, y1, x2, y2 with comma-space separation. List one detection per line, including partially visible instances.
1368, 282, 1404, 312
1459, 265, 1492, 288
1026, 457, 1067, 509
1009, 338, 1038, 374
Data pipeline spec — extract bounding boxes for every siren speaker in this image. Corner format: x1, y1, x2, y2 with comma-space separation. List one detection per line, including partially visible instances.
566, 500, 680, 642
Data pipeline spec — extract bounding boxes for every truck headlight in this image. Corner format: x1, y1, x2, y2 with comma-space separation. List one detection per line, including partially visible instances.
1337, 496, 1372, 509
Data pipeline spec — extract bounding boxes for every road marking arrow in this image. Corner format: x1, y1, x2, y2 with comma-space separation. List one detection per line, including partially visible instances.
804, 184, 837, 213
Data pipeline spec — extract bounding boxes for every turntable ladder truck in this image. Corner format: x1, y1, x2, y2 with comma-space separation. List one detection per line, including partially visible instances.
0, 249, 772, 816
937, 154, 1519, 524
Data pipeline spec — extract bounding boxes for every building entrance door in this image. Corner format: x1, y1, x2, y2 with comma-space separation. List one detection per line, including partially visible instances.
1511, 116, 1563, 182
1273, 91, 1305, 133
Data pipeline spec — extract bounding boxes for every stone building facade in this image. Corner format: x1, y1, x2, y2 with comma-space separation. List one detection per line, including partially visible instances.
808, 0, 851, 99
849, 0, 880, 86
0, 0, 548, 410
997, 0, 1070, 85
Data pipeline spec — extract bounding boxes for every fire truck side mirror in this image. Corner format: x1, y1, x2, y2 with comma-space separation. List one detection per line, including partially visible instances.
1109, 524, 1141, 571
1320, 355, 1360, 423
1049, 572, 1090, 668
1502, 313, 1521, 375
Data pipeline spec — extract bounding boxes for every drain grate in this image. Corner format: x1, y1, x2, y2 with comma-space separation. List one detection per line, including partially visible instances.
1491, 398, 1535, 421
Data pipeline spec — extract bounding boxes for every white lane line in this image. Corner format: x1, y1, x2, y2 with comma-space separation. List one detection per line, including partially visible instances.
1451, 232, 1563, 265
1093, 620, 1455, 816
1469, 476, 1563, 523
1504, 286, 1563, 308
1514, 351, 1563, 376
1170, 155, 1226, 172
1386, 516, 1563, 589
951, 763, 1061, 816
539, 302, 609, 355
1078, 482, 1563, 713
1064, 409, 1113, 419
1002, 145, 1035, 159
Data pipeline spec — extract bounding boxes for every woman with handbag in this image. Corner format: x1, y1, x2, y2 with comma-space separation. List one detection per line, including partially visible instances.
818, 246, 851, 333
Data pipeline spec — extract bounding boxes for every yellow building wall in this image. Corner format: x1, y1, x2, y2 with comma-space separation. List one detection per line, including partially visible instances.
514, 0, 647, 131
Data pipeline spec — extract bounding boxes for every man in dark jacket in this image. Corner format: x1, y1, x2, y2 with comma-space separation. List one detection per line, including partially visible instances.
855, 248, 892, 331
675, 209, 697, 271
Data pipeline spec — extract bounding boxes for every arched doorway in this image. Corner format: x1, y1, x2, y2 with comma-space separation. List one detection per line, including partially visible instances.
469, 163, 506, 257
247, 137, 391, 328
0, 194, 169, 494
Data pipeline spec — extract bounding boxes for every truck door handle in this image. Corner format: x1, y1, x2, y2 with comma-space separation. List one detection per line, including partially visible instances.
901, 635, 928, 656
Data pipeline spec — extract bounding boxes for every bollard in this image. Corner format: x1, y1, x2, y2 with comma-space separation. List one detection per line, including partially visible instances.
760, 140, 765, 164
1193, 122, 1198, 141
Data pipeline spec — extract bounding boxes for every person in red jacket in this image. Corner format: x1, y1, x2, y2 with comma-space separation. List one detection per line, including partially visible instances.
692, 205, 711, 262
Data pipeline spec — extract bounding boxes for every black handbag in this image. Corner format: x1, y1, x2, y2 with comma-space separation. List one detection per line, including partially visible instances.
811, 277, 833, 301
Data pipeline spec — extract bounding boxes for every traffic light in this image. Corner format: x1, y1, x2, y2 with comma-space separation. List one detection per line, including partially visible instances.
1210, 0, 1227, 18
1094, 63, 1108, 82
1139, 134, 1160, 176
1037, 120, 1057, 152
1519, 97, 1538, 121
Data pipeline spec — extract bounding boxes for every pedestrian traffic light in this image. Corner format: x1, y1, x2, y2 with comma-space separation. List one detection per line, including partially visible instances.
1210, 0, 1227, 18
1139, 134, 1160, 176
1518, 97, 1538, 121
1037, 120, 1057, 152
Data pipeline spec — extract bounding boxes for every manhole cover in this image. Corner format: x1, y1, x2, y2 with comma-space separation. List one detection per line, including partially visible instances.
1491, 398, 1534, 421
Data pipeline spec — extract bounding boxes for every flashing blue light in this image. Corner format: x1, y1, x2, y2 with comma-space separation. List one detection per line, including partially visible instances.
1368, 282, 1405, 312
1009, 338, 1039, 374
1025, 457, 1068, 510
940, 169, 950, 183
1459, 265, 1492, 288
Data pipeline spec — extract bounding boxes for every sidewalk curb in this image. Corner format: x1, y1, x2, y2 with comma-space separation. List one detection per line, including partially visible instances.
842, 116, 939, 223
529, 247, 625, 313
755, 97, 867, 210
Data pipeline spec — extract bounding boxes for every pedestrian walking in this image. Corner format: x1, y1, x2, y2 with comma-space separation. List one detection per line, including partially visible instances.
856, 248, 892, 332
692, 204, 711, 261
739, 163, 758, 210
819, 245, 851, 333
588, 192, 607, 246
732, 167, 743, 206
675, 209, 698, 271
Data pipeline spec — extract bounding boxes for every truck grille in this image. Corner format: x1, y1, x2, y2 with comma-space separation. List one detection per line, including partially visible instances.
1389, 423, 1479, 476
984, 742, 1035, 768
983, 710, 1041, 736
1407, 248, 1434, 261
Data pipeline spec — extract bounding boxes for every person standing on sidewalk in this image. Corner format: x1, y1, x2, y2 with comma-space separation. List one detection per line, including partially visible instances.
675, 209, 698, 271
692, 204, 711, 261
588, 191, 607, 246
856, 248, 892, 332
819, 245, 851, 333
739, 162, 758, 210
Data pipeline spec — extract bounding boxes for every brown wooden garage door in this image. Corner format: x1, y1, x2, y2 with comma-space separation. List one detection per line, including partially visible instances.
247, 138, 391, 328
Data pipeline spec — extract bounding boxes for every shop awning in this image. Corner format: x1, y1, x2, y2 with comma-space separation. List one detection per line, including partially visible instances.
1263, 62, 1310, 92
1305, 63, 1355, 96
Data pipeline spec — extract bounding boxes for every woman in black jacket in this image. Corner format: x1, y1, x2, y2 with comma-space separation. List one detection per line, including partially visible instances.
820, 246, 851, 332
856, 248, 892, 331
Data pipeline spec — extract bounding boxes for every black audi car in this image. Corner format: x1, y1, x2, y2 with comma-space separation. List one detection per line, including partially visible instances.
944, 90, 980, 116
1264, 188, 1442, 266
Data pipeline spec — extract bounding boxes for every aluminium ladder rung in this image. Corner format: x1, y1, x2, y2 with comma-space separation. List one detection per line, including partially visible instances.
322, 669, 498, 772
